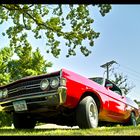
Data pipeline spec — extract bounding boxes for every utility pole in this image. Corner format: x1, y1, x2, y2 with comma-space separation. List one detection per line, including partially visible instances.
100, 60, 117, 80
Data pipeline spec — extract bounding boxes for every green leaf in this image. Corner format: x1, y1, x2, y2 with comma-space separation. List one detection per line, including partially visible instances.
0, 4, 111, 58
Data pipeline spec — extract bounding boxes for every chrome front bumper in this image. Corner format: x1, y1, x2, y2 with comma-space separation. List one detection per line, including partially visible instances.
0, 86, 67, 112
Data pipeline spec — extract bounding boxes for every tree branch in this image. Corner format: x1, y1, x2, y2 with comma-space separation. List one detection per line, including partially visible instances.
25, 11, 64, 35
22, 13, 27, 29
23, 4, 34, 9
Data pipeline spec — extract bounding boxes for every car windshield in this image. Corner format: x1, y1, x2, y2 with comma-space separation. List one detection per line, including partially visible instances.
89, 77, 104, 85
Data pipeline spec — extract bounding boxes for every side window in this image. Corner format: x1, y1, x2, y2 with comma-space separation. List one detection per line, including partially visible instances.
111, 84, 122, 96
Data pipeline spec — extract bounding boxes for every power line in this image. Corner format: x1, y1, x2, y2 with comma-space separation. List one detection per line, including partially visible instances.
118, 67, 140, 79
119, 63, 140, 76
105, 63, 140, 86
114, 66, 140, 84
100, 61, 140, 85
110, 62, 140, 80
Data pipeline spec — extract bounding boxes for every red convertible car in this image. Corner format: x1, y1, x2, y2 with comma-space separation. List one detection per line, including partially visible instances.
0, 68, 139, 129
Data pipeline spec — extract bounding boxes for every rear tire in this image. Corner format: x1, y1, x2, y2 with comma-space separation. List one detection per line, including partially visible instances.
128, 112, 137, 126
13, 113, 36, 129
76, 96, 98, 129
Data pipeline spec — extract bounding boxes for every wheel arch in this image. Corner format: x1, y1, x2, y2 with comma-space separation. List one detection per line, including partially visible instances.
78, 91, 101, 113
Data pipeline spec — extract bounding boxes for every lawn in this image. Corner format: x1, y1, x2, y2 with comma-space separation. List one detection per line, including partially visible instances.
0, 124, 140, 136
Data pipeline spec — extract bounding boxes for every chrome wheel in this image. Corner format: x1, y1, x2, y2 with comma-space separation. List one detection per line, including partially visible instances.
88, 102, 98, 128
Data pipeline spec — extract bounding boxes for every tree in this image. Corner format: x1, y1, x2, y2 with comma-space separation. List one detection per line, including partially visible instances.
0, 4, 111, 58
111, 72, 135, 95
0, 46, 52, 86
0, 45, 52, 127
0, 47, 13, 85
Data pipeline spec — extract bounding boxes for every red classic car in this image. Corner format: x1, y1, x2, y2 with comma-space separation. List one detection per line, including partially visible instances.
0, 68, 139, 129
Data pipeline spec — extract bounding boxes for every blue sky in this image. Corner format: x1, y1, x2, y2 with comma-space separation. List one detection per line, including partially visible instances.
0, 5, 140, 101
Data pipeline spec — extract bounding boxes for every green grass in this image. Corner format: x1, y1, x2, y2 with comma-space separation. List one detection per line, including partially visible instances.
0, 125, 140, 136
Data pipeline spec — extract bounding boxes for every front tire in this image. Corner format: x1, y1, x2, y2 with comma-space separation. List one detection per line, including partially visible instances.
13, 113, 36, 129
76, 96, 98, 129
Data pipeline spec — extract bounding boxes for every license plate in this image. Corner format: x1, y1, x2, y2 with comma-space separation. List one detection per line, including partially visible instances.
13, 100, 28, 112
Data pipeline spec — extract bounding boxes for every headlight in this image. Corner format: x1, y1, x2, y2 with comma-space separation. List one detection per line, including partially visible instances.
3, 89, 8, 98
0, 90, 3, 99
50, 77, 59, 88
40, 79, 49, 90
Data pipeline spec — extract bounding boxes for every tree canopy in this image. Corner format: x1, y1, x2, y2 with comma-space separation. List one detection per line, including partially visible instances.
0, 46, 52, 86
0, 4, 111, 58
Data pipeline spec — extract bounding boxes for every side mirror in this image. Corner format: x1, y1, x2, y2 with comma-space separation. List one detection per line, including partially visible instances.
106, 83, 113, 90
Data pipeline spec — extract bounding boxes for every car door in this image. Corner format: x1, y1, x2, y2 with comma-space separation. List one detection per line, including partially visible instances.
105, 80, 127, 122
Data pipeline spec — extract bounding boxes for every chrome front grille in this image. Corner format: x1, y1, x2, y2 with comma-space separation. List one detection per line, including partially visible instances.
6, 77, 59, 99
7, 79, 42, 98
8, 79, 41, 91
